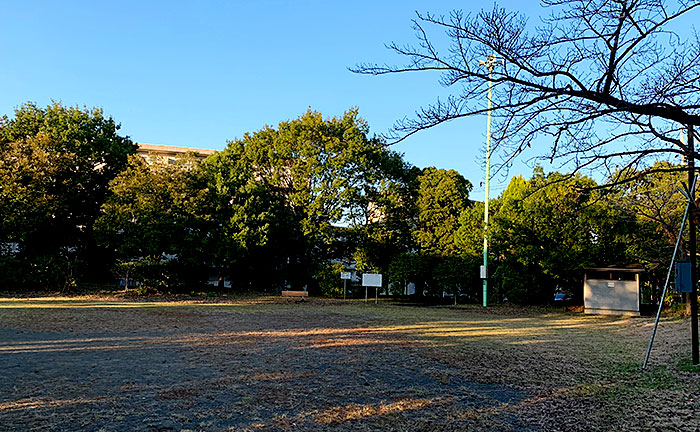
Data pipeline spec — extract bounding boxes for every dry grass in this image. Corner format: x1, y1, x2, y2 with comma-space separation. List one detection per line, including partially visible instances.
0, 296, 698, 431
315, 398, 437, 424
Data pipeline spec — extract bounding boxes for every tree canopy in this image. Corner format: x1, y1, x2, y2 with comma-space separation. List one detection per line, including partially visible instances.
489, 168, 633, 303
0, 102, 135, 288
208, 109, 408, 290
96, 154, 211, 289
0, 102, 691, 305
415, 167, 472, 256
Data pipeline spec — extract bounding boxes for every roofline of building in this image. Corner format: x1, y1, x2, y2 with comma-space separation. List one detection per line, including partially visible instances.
586, 267, 645, 273
137, 143, 219, 156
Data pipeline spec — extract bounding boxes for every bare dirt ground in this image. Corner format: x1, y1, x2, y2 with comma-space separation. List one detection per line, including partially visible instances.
0, 296, 698, 431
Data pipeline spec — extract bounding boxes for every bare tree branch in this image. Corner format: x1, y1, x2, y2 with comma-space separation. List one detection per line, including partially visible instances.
351, 0, 700, 181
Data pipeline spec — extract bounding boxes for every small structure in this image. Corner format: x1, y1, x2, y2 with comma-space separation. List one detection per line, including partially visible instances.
583, 266, 644, 316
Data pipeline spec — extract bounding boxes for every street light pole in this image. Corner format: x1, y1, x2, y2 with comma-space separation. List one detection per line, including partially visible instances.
479, 54, 499, 308
689, 124, 699, 365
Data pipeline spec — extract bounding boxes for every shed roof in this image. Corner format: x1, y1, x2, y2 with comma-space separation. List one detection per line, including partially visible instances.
585, 265, 645, 273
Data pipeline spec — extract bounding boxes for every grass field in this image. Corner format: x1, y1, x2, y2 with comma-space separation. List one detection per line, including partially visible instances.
0, 295, 698, 431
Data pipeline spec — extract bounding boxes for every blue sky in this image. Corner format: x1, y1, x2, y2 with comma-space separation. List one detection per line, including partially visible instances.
0, 1, 622, 196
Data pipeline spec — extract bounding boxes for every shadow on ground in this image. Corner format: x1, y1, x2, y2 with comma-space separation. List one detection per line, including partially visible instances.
0, 304, 532, 432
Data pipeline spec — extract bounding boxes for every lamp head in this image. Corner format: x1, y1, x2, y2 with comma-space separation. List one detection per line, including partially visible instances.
480, 54, 504, 70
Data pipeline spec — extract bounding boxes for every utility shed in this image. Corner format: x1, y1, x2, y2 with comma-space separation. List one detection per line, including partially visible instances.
583, 266, 644, 316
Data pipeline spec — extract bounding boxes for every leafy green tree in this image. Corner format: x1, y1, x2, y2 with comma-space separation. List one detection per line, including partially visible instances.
387, 251, 430, 296
380, 168, 478, 300
221, 108, 403, 290
0, 134, 76, 245
415, 167, 472, 256
412, 168, 475, 298
0, 102, 135, 289
95, 154, 210, 290
456, 202, 485, 257
489, 168, 632, 304
434, 255, 481, 304
315, 261, 346, 297
201, 141, 289, 290
353, 154, 420, 277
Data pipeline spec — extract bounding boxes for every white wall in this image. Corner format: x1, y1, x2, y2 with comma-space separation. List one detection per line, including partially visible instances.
584, 275, 640, 316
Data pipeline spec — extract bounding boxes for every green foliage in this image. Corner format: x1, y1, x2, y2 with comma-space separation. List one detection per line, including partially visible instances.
456, 203, 485, 256
112, 259, 138, 289
0, 134, 78, 245
315, 261, 346, 297
415, 167, 472, 256
18, 248, 83, 292
0, 102, 135, 182
96, 154, 210, 290
352, 154, 420, 275
434, 255, 481, 300
234, 108, 389, 232
217, 108, 406, 290
1, 102, 684, 304
387, 252, 430, 295
383, 168, 479, 300
0, 102, 135, 289
129, 257, 171, 292
202, 140, 289, 290
489, 168, 633, 304
386, 251, 480, 300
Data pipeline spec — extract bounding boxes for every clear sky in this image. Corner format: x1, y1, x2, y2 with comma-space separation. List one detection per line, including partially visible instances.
0, 1, 595, 196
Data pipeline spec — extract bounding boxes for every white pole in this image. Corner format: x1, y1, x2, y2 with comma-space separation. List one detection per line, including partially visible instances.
478, 53, 502, 308
482, 57, 494, 308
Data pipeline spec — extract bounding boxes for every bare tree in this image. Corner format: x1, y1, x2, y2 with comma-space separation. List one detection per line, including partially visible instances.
352, 0, 700, 180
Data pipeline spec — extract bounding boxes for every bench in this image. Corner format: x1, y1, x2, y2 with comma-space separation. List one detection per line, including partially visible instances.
281, 290, 309, 298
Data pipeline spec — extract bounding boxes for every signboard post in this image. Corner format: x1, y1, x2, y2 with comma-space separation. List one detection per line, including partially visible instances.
340, 272, 352, 300
362, 273, 382, 304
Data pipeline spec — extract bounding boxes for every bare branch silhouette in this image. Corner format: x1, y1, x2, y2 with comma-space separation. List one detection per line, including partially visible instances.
352, 0, 700, 179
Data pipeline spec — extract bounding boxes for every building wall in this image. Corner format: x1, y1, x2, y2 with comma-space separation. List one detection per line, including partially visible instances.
584, 273, 640, 316
137, 143, 218, 164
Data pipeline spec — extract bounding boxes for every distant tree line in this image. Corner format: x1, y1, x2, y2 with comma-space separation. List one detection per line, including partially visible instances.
0, 102, 691, 303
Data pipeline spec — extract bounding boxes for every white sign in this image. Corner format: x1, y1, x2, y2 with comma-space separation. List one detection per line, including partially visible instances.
340, 272, 352, 280
480, 265, 487, 279
362, 273, 382, 287
607, 282, 615, 288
